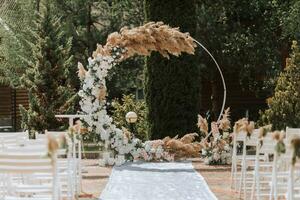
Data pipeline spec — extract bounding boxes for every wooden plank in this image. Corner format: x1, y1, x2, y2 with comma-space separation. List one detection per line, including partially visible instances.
0, 86, 11, 117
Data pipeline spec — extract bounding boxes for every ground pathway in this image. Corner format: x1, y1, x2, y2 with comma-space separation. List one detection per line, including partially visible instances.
81, 159, 239, 200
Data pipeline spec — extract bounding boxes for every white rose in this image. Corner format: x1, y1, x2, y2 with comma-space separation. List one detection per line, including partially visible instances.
213, 153, 221, 161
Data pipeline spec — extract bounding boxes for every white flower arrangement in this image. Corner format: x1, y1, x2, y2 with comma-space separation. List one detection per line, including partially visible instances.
78, 49, 178, 166
198, 108, 232, 165
201, 136, 232, 165
78, 50, 141, 166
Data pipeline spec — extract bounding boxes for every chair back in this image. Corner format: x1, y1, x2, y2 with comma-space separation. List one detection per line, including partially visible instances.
259, 133, 276, 155
286, 127, 300, 144
0, 147, 59, 200
0, 131, 29, 149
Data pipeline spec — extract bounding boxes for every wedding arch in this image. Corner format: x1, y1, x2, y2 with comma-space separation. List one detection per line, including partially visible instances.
77, 22, 226, 165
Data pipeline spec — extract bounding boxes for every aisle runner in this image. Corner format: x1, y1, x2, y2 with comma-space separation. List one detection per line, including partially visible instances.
99, 162, 217, 200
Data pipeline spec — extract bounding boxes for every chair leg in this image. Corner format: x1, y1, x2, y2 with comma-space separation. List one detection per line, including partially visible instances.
269, 181, 273, 200
239, 161, 245, 198
234, 163, 238, 191
256, 172, 260, 200
243, 166, 247, 200
230, 160, 234, 189
231, 158, 238, 190
251, 177, 256, 200
239, 165, 243, 198
288, 165, 294, 200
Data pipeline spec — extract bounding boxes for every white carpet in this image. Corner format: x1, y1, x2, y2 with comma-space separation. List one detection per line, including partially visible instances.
99, 161, 217, 200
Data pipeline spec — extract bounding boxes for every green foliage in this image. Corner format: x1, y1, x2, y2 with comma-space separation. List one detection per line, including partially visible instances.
145, 0, 201, 139
0, 0, 35, 86
260, 41, 300, 130
53, 0, 145, 98
196, 0, 284, 97
20, 1, 77, 132
275, 141, 286, 156
277, 0, 300, 41
111, 94, 148, 141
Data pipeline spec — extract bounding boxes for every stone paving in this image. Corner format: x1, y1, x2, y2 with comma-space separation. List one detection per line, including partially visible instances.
80, 159, 240, 200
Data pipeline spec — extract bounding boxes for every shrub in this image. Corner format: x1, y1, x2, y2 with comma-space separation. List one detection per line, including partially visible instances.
111, 94, 149, 141
260, 41, 300, 130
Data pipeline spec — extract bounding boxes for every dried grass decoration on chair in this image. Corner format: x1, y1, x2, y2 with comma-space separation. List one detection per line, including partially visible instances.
78, 22, 200, 166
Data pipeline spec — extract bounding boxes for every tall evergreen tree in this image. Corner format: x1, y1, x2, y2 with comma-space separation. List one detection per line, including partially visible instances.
20, 1, 76, 133
195, 0, 287, 120
53, 0, 145, 98
145, 0, 201, 139
0, 0, 35, 86
260, 41, 300, 130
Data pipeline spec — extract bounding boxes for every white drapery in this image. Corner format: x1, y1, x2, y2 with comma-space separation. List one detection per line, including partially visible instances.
100, 162, 217, 200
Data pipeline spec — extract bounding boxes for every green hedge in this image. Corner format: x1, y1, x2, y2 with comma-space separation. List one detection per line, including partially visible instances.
144, 0, 201, 139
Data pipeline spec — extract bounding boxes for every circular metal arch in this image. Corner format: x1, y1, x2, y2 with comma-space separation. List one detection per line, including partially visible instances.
193, 39, 227, 139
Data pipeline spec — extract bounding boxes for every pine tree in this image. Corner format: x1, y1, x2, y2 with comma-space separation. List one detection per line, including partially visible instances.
144, 0, 201, 139
0, 0, 35, 86
53, 0, 145, 99
20, 1, 76, 133
260, 41, 300, 130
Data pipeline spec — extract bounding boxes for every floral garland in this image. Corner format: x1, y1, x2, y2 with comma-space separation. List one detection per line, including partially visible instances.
78, 51, 141, 166
198, 108, 232, 165
77, 22, 197, 166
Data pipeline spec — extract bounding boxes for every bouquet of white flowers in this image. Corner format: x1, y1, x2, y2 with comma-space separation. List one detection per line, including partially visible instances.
201, 133, 231, 165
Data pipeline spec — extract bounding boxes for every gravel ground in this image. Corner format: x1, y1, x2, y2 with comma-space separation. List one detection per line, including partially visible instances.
81, 159, 112, 199
80, 159, 239, 200
192, 159, 240, 200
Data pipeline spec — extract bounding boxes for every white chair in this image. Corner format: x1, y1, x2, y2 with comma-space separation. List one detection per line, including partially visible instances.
264, 128, 300, 200
49, 131, 82, 195
286, 158, 300, 200
250, 133, 277, 200
273, 129, 300, 200
286, 128, 300, 144
271, 143, 300, 200
231, 131, 247, 190
238, 129, 261, 199
0, 131, 29, 149
41, 131, 75, 200
72, 134, 82, 195
0, 149, 60, 200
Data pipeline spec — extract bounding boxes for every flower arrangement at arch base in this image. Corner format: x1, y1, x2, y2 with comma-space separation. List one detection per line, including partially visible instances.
198, 108, 232, 165
99, 127, 202, 166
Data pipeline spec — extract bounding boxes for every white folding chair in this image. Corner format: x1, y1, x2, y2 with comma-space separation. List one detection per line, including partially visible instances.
286, 157, 300, 200
0, 131, 29, 149
286, 128, 300, 200
264, 128, 300, 200
250, 133, 277, 200
231, 130, 247, 190
40, 130, 82, 196
0, 149, 60, 200
238, 129, 261, 199
41, 131, 75, 200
